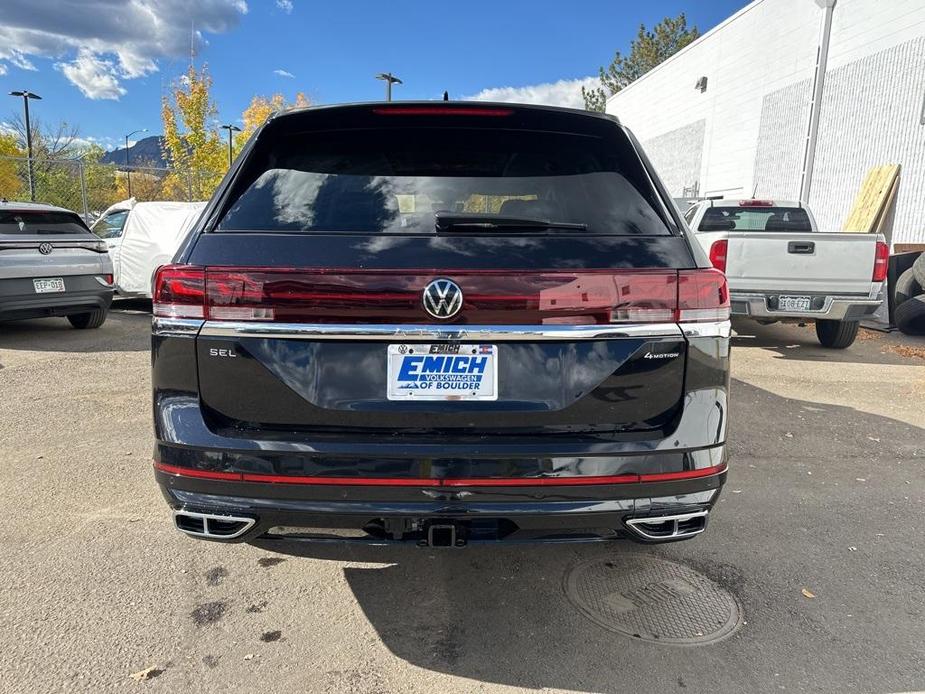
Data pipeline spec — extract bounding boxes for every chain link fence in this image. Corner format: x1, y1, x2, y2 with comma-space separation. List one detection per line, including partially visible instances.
0, 155, 214, 223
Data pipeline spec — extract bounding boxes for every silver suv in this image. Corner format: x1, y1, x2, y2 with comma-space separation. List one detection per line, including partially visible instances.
0, 202, 114, 328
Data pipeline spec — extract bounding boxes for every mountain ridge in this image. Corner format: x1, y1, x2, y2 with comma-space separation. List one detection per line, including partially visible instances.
100, 135, 167, 169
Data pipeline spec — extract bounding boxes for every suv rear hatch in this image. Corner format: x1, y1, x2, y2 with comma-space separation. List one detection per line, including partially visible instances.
159, 105, 727, 439
0, 208, 108, 278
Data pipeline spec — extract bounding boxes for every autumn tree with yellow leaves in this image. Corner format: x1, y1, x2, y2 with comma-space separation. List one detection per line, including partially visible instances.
0, 132, 24, 199
159, 63, 309, 200
234, 92, 310, 157
160, 65, 226, 200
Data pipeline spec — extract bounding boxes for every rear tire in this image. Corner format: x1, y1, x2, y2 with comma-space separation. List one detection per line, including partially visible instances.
894, 295, 925, 336
67, 308, 108, 329
815, 319, 859, 349
894, 268, 923, 308
912, 253, 925, 288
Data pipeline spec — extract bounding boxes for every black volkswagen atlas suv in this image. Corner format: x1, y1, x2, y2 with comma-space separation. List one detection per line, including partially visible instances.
151, 102, 730, 547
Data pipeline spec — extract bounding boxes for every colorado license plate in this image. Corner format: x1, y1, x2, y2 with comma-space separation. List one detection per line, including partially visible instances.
778, 295, 812, 312
387, 343, 498, 401
33, 278, 65, 294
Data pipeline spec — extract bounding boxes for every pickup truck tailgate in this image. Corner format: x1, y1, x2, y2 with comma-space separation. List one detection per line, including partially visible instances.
725, 232, 877, 294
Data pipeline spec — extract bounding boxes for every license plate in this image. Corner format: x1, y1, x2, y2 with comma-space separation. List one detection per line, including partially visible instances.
33, 278, 65, 294
387, 343, 498, 401
778, 295, 812, 312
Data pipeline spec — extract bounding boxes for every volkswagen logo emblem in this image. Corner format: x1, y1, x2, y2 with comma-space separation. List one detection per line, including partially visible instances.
38, 243, 53, 255
422, 279, 463, 319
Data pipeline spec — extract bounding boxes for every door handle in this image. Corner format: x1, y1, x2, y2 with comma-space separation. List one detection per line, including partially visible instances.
788, 241, 815, 254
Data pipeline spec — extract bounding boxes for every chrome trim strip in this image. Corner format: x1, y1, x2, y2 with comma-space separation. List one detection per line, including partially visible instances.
625, 510, 709, 540
173, 510, 256, 540
152, 317, 204, 337
198, 321, 684, 341
679, 320, 731, 338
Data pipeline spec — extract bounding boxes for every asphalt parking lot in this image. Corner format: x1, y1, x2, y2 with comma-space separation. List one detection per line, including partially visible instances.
1, 306, 923, 694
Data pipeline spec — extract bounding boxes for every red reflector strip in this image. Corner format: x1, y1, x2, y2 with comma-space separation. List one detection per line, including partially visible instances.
154, 461, 726, 486
372, 107, 513, 117
636, 465, 727, 482
153, 461, 242, 480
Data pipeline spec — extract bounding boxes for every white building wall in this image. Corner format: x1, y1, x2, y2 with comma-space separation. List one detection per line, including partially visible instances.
607, 0, 925, 246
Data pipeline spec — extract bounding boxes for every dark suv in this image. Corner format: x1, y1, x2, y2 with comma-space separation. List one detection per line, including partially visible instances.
152, 102, 730, 547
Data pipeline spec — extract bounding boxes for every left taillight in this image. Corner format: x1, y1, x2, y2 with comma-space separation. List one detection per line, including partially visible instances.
872, 241, 889, 282
153, 265, 205, 318
708, 240, 728, 273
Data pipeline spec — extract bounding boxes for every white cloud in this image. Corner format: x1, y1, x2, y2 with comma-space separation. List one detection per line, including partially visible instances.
273, 68, 295, 78
0, 64, 6, 76
465, 76, 598, 110
0, 1, 248, 99
276, 0, 294, 13
56, 51, 127, 100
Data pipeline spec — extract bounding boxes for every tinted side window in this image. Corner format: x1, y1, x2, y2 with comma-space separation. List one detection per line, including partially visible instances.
217, 127, 672, 236
92, 210, 129, 239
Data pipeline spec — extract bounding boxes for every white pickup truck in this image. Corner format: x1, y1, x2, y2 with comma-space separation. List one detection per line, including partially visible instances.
684, 199, 888, 348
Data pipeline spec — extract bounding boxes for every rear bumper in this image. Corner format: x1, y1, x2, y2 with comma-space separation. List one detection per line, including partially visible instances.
0, 275, 113, 322
155, 448, 727, 545
730, 291, 880, 321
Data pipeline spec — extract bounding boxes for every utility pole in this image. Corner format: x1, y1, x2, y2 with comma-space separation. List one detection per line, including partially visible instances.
799, 0, 837, 203
220, 124, 241, 169
9, 90, 42, 202
124, 128, 147, 199
375, 72, 403, 101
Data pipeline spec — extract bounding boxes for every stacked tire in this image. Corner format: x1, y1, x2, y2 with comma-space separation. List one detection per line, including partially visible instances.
894, 254, 925, 336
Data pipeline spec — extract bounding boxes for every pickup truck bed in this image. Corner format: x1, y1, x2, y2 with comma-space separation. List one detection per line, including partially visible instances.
684, 199, 887, 348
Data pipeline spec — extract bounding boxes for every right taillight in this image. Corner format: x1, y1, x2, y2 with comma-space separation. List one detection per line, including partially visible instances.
708, 239, 728, 273
872, 241, 889, 282
153, 265, 205, 318
677, 268, 730, 322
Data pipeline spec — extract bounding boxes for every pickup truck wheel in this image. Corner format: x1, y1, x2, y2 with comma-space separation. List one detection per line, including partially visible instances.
912, 253, 925, 288
67, 308, 108, 329
815, 319, 859, 349
895, 268, 923, 307
894, 295, 925, 336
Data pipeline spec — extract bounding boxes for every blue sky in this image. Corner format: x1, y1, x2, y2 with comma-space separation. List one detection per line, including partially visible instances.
0, 0, 747, 150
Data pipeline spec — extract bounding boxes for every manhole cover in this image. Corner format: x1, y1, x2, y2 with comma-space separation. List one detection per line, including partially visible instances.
564, 554, 742, 645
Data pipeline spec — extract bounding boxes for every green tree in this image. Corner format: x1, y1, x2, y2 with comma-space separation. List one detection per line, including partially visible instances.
161, 64, 226, 200
582, 13, 700, 112
30, 144, 118, 214
0, 132, 24, 199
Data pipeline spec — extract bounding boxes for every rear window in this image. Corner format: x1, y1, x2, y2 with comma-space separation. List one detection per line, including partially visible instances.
698, 206, 812, 232
216, 127, 672, 236
0, 210, 90, 235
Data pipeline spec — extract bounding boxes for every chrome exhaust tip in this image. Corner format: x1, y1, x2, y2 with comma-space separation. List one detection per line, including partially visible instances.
625, 510, 708, 541
173, 510, 256, 540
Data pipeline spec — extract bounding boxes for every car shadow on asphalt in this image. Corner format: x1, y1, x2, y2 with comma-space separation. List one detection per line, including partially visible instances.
730, 318, 925, 365
246, 376, 924, 693
0, 303, 150, 353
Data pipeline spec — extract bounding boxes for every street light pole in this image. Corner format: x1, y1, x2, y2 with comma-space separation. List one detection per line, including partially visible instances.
123, 128, 147, 199
219, 124, 241, 169
9, 90, 42, 202
375, 72, 403, 101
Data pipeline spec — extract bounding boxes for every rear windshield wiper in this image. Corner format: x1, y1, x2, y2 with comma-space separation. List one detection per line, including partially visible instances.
434, 212, 587, 233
